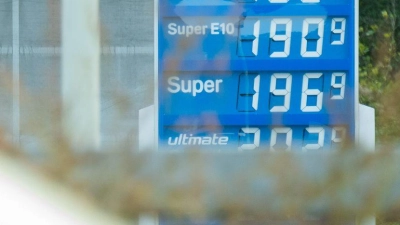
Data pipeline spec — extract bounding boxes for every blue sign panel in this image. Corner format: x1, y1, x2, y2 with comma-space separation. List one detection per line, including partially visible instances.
158, 0, 357, 151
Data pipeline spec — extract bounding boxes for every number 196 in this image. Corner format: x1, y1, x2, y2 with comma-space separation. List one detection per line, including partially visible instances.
237, 72, 346, 112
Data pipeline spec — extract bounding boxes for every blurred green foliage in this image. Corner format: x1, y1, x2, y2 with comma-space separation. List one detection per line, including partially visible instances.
359, 0, 400, 143
360, 1, 400, 224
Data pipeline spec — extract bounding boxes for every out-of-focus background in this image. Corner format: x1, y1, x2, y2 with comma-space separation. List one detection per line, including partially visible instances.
1, 0, 400, 224
0, 0, 154, 150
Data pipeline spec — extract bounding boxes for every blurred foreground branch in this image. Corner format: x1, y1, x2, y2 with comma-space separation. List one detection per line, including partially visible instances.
10, 145, 399, 222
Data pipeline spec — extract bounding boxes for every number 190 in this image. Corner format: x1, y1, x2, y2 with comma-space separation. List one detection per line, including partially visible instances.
237, 17, 346, 58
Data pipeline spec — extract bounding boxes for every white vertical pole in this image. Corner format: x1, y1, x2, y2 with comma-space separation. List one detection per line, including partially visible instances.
12, 0, 20, 145
154, 0, 159, 152
138, 105, 155, 152
62, 0, 100, 151
137, 0, 159, 224
357, 104, 376, 225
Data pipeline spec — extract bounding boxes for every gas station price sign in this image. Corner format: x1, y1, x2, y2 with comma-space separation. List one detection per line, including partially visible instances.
157, 0, 357, 151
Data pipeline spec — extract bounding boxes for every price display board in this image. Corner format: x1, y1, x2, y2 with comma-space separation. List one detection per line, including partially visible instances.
157, 0, 357, 151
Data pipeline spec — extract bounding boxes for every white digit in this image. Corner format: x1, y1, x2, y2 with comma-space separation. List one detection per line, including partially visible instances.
331, 73, 346, 99
301, 0, 320, 2
238, 74, 260, 111
252, 75, 260, 110
238, 20, 260, 56
270, 127, 292, 151
269, 0, 289, 2
270, 19, 292, 58
301, 73, 323, 112
252, 21, 260, 56
302, 127, 325, 151
270, 73, 292, 112
238, 128, 260, 151
220, 23, 226, 34
332, 127, 346, 143
225, 23, 235, 35
301, 18, 324, 57
331, 18, 346, 45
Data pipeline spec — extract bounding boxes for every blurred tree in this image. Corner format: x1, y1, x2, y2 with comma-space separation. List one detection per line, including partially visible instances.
359, 0, 400, 143
360, 1, 400, 224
